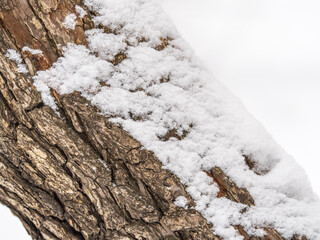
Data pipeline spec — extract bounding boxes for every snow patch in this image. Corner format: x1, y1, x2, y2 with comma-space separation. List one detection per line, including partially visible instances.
34, 43, 113, 95
76, 5, 87, 18
22, 46, 43, 55
84, 0, 178, 46
98, 158, 109, 170
5, 49, 28, 74
63, 14, 77, 30
174, 196, 188, 209
85, 29, 127, 61
33, 80, 58, 112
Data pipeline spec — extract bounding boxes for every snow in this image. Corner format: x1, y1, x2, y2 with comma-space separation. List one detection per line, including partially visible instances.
32, 0, 320, 239
174, 196, 189, 209
5, 49, 28, 74
98, 158, 109, 171
34, 43, 113, 95
86, 29, 127, 61
22, 46, 43, 55
33, 80, 58, 112
62, 14, 77, 30
84, 0, 178, 46
76, 5, 87, 18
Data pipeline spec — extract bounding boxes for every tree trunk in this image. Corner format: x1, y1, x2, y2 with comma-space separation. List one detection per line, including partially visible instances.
0, 1, 308, 239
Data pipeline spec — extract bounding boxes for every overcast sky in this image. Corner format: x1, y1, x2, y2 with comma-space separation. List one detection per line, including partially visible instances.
1, 0, 320, 238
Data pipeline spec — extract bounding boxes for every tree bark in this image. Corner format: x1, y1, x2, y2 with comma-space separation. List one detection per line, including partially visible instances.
0, 1, 307, 239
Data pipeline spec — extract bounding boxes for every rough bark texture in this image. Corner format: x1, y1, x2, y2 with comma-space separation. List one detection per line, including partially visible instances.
0, 1, 307, 239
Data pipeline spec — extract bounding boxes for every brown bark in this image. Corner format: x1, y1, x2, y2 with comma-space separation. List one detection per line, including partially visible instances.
0, 1, 307, 239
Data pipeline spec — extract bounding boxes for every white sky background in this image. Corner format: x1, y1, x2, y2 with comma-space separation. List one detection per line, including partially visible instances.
1, 0, 319, 239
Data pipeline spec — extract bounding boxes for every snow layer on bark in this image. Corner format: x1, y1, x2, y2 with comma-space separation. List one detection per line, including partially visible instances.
76, 5, 87, 18
174, 196, 189, 210
5, 49, 29, 73
62, 14, 77, 30
22, 46, 43, 55
86, 29, 127, 61
33, 0, 320, 239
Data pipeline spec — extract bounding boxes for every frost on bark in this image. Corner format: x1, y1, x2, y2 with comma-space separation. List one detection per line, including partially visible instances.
0, 1, 308, 240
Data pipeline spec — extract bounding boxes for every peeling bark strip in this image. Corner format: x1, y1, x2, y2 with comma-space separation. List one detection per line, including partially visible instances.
0, 1, 308, 240
206, 167, 255, 207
